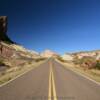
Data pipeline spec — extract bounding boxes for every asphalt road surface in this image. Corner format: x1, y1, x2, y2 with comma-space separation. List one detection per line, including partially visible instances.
0, 59, 100, 100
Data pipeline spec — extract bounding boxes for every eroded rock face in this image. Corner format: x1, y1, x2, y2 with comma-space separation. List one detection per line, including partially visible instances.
0, 16, 13, 42
0, 16, 14, 58
0, 42, 14, 58
0, 16, 7, 33
0, 16, 39, 67
0, 16, 7, 41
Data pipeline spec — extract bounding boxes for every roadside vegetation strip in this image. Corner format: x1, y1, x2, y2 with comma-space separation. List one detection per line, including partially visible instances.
56, 59, 100, 86
0, 60, 46, 87
48, 62, 57, 100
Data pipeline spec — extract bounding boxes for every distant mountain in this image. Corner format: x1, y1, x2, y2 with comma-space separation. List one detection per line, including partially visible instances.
40, 49, 59, 58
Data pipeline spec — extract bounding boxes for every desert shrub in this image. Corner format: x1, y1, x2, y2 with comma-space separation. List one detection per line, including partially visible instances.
79, 56, 96, 69
0, 59, 5, 66
95, 60, 100, 70
1, 72, 6, 76
73, 56, 81, 65
57, 56, 66, 62
0, 59, 11, 68
28, 61, 32, 64
35, 58, 46, 62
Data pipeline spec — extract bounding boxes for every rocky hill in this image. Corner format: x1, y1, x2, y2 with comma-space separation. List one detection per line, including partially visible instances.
72, 50, 100, 60
60, 50, 100, 70
61, 50, 100, 61
40, 49, 59, 58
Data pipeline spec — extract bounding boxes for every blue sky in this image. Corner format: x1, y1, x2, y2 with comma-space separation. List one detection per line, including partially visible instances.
0, 0, 100, 54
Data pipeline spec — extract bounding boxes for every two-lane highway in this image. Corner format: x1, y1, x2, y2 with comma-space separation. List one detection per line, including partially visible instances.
0, 59, 100, 100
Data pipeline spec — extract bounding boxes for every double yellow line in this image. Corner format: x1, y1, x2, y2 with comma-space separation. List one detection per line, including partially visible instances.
48, 62, 57, 100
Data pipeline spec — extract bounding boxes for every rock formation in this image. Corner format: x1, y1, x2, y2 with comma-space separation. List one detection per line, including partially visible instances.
0, 16, 36, 59
0, 16, 14, 58
0, 16, 13, 43
0, 42, 15, 58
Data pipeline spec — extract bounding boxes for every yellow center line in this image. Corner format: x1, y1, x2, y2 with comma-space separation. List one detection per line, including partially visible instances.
48, 62, 52, 100
51, 64, 57, 100
48, 62, 57, 100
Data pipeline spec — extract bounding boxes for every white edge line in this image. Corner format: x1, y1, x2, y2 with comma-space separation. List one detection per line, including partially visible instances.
55, 59, 100, 86
0, 61, 46, 88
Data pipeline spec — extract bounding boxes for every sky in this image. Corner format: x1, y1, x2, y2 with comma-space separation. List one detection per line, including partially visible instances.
0, 0, 100, 54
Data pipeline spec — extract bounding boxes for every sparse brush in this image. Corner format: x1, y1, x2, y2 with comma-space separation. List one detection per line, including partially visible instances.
57, 56, 66, 62
35, 58, 46, 62
0, 59, 5, 66
95, 60, 100, 70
